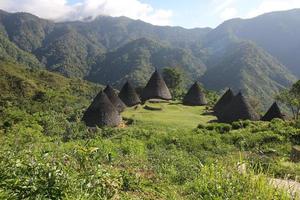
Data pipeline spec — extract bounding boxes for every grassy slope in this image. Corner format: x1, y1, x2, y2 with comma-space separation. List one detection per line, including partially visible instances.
0, 60, 100, 100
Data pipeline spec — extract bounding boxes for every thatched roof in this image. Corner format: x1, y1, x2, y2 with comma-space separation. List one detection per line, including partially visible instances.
141, 70, 172, 101
118, 81, 141, 107
213, 89, 234, 113
104, 85, 126, 113
82, 91, 122, 127
183, 82, 207, 106
218, 92, 259, 123
261, 102, 284, 121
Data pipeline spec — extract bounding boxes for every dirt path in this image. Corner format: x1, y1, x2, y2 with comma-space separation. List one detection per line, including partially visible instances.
269, 178, 300, 198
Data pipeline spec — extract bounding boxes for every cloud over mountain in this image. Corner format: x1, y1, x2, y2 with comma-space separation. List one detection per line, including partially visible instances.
0, 0, 173, 26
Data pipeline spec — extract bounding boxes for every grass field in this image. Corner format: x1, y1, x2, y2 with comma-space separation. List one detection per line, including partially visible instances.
122, 102, 216, 129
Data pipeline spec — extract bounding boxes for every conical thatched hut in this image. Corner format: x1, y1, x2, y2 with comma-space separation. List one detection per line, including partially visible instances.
218, 92, 259, 123
82, 91, 122, 127
183, 82, 207, 106
118, 81, 141, 107
141, 70, 172, 101
213, 89, 234, 113
104, 85, 126, 113
261, 102, 284, 121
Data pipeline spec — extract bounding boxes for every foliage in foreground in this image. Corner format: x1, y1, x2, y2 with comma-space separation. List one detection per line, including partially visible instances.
0, 62, 299, 199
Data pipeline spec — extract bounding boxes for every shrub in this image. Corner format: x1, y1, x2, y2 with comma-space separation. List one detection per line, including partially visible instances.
0, 156, 68, 199
232, 120, 251, 129
205, 123, 232, 133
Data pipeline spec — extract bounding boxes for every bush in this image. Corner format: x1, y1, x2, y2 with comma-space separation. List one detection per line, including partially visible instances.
205, 123, 232, 133
232, 120, 251, 129
0, 156, 68, 199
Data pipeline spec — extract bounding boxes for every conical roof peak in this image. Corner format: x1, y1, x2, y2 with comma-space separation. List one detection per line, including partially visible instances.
119, 81, 141, 107
141, 70, 172, 101
183, 81, 207, 106
104, 85, 126, 113
82, 91, 122, 127
218, 92, 259, 123
213, 88, 235, 114
261, 102, 284, 121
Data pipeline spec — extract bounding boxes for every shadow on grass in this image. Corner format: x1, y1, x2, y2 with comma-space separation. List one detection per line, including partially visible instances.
202, 111, 215, 116
208, 119, 219, 123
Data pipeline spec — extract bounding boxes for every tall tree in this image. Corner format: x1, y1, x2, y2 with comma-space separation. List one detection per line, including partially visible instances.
276, 80, 300, 120
162, 67, 185, 99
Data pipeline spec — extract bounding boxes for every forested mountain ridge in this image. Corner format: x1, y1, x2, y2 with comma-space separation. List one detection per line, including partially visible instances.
0, 9, 299, 105
209, 9, 300, 76
201, 41, 296, 107
87, 38, 207, 87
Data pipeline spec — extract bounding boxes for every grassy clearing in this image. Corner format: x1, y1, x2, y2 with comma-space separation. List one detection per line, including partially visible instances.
123, 102, 216, 129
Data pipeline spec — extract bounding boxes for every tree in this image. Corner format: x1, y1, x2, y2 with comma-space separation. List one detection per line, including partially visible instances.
276, 80, 300, 120
162, 67, 185, 99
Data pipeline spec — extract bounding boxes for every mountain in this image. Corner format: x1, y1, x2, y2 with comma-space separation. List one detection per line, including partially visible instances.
0, 9, 299, 107
0, 10, 210, 78
87, 38, 206, 87
210, 9, 300, 76
201, 41, 296, 107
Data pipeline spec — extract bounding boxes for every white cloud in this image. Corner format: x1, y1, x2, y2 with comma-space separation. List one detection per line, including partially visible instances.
0, 0, 72, 19
211, 0, 238, 21
247, 0, 300, 18
0, 0, 173, 26
213, 0, 236, 14
220, 7, 238, 20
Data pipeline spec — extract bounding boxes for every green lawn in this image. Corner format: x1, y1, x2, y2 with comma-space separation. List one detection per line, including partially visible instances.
122, 102, 216, 129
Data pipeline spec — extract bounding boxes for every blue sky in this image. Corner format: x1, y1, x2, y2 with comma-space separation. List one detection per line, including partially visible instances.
140, 0, 260, 27
1, 0, 300, 28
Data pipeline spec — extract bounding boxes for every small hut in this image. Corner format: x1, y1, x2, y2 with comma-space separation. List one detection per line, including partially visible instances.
213, 88, 234, 113
104, 85, 126, 113
261, 102, 284, 121
141, 70, 172, 101
183, 82, 207, 106
118, 81, 141, 107
82, 91, 122, 127
218, 92, 259, 123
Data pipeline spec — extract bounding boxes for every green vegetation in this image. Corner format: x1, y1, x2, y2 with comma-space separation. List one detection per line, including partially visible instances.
0, 10, 298, 107
163, 67, 186, 99
0, 61, 299, 199
88, 38, 206, 87
1, 9, 300, 199
201, 41, 296, 109
277, 80, 300, 120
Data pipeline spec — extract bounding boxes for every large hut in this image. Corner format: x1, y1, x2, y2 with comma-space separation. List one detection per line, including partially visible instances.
104, 85, 126, 113
141, 70, 172, 101
118, 81, 141, 107
183, 82, 207, 106
213, 88, 234, 113
82, 91, 122, 127
261, 102, 284, 121
218, 92, 259, 123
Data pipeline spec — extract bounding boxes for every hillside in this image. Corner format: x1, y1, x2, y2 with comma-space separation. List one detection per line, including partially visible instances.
0, 10, 210, 77
211, 9, 300, 76
87, 38, 206, 87
0, 9, 299, 107
201, 41, 296, 107
0, 60, 100, 110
